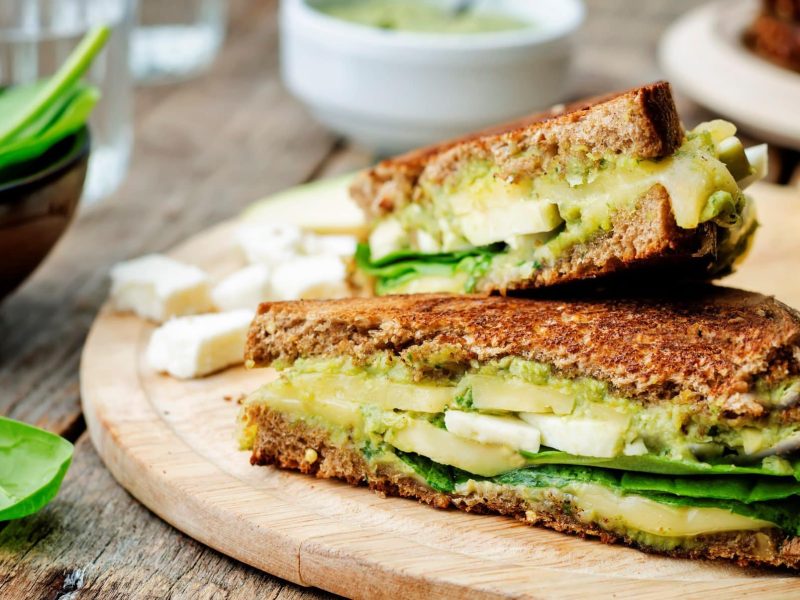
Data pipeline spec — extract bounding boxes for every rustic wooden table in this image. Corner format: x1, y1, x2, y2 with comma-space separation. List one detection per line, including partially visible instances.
1, 1, 797, 598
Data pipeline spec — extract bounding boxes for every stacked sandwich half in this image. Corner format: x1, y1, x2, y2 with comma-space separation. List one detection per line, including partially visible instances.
237, 82, 800, 569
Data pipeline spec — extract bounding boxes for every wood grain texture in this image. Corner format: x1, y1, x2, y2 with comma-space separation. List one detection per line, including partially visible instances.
79, 180, 800, 600
0, 436, 332, 600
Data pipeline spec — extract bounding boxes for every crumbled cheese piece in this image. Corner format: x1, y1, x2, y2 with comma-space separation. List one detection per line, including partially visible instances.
146, 310, 254, 379
302, 234, 357, 257
270, 255, 349, 300
236, 222, 304, 266
211, 264, 271, 312
110, 254, 213, 322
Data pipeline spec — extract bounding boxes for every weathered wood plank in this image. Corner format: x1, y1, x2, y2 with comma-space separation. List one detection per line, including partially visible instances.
0, 435, 335, 599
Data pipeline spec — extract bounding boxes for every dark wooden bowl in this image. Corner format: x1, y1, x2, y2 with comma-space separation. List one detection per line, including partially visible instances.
0, 128, 90, 301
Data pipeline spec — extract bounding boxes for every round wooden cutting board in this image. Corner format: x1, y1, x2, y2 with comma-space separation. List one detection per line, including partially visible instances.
80, 182, 800, 598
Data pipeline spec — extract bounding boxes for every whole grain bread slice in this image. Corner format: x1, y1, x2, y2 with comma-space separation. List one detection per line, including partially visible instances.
245, 288, 800, 413
349, 81, 683, 218
245, 406, 800, 571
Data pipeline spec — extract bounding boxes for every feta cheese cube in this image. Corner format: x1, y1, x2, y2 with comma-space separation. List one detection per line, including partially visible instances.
270, 255, 348, 300
110, 254, 213, 322
302, 233, 357, 257
146, 310, 254, 379
211, 264, 271, 312
236, 222, 304, 266
444, 410, 541, 454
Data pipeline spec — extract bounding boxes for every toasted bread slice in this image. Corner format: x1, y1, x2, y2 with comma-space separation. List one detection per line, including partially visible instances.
350, 82, 683, 218
244, 407, 800, 571
245, 288, 800, 409
349, 82, 759, 295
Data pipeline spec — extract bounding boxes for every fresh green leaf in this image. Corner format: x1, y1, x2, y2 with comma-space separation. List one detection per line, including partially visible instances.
0, 416, 73, 521
356, 242, 504, 293
495, 464, 800, 535
518, 449, 798, 479
0, 85, 99, 172
0, 26, 109, 145
395, 450, 472, 493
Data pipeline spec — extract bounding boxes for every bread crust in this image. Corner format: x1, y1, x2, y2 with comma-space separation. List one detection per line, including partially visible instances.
350, 82, 683, 218
246, 288, 800, 412
246, 407, 800, 571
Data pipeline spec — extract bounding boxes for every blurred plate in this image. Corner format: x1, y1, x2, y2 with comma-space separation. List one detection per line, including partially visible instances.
660, 0, 800, 150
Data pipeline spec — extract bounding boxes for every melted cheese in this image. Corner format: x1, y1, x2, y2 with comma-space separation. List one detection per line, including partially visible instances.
386, 418, 525, 477
288, 373, 455, 413
568, 483, 774, 537
465, 374, 575, 415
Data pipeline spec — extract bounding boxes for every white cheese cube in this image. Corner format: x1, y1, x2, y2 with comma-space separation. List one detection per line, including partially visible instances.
236, 222, 304, 266
211, 264, 271, 312
146, 310, 253, 379
444, 410, 541, 454
270, 255, 348, 300
302, 233, 357, 257
110, 254, 213, 322
519, 411, 629, 458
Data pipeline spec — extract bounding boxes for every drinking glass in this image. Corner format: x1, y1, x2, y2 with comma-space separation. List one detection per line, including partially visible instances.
0, 0, 134, 206
131, 0, 227, 84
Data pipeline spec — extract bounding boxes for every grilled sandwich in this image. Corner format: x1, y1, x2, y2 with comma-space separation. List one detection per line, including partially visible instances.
351, 82, 766, 294
240, 289, 800, 569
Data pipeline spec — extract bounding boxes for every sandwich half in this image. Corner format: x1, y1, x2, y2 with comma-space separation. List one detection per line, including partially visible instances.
240, 290, 800, 570
351, 82, 765, 294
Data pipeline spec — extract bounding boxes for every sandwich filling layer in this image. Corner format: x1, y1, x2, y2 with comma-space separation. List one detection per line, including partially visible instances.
240, 354, 800, 545
356, 121, 763, 294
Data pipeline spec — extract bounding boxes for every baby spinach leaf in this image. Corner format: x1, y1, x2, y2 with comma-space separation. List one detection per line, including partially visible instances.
0, 26, 108, 146
518, 449, 799, 479
0, 416, 73, 521
0, 85, 99, 171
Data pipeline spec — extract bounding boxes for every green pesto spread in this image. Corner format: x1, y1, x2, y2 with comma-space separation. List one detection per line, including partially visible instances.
309, 0, 530, 34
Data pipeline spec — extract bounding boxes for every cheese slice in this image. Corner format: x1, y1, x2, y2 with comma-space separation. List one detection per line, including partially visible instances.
444, 410, 541, 454
212, 264, 272, 312
386, 418, 525, 477
146, 310, 253, 379
520, 408, 630, 458
465, 374, 575, 415
110, 254, 214, 322
270, 255, 349, 300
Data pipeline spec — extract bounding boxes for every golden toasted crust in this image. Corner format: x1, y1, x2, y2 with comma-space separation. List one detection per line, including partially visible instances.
246, 288, 800, 409
246, 407, 800, 571
350, 81, 683, 218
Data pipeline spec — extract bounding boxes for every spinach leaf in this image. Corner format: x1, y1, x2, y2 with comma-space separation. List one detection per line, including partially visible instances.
395, 450, 472, 493
518, 449, 798, 478
355, 242, 503, 293
0, 26, 109, 146
0, 85, 99, 172
0, 416, 73, 521
494, 464, 800, 534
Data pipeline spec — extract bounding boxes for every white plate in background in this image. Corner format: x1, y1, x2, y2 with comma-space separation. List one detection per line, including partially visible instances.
660, 0, 800, 150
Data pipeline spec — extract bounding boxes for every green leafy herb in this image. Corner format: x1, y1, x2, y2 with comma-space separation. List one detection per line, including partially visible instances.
496, 464, 800, 535
0, 26, 108, 178
355, 242, 504, 293
0, 26, 108, 145
0, 416, 73, 521
518, 449, 799, 479
395, 450, 472, 493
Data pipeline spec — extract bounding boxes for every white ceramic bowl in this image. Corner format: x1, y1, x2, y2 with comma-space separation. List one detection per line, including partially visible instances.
280, 0, 585, 154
